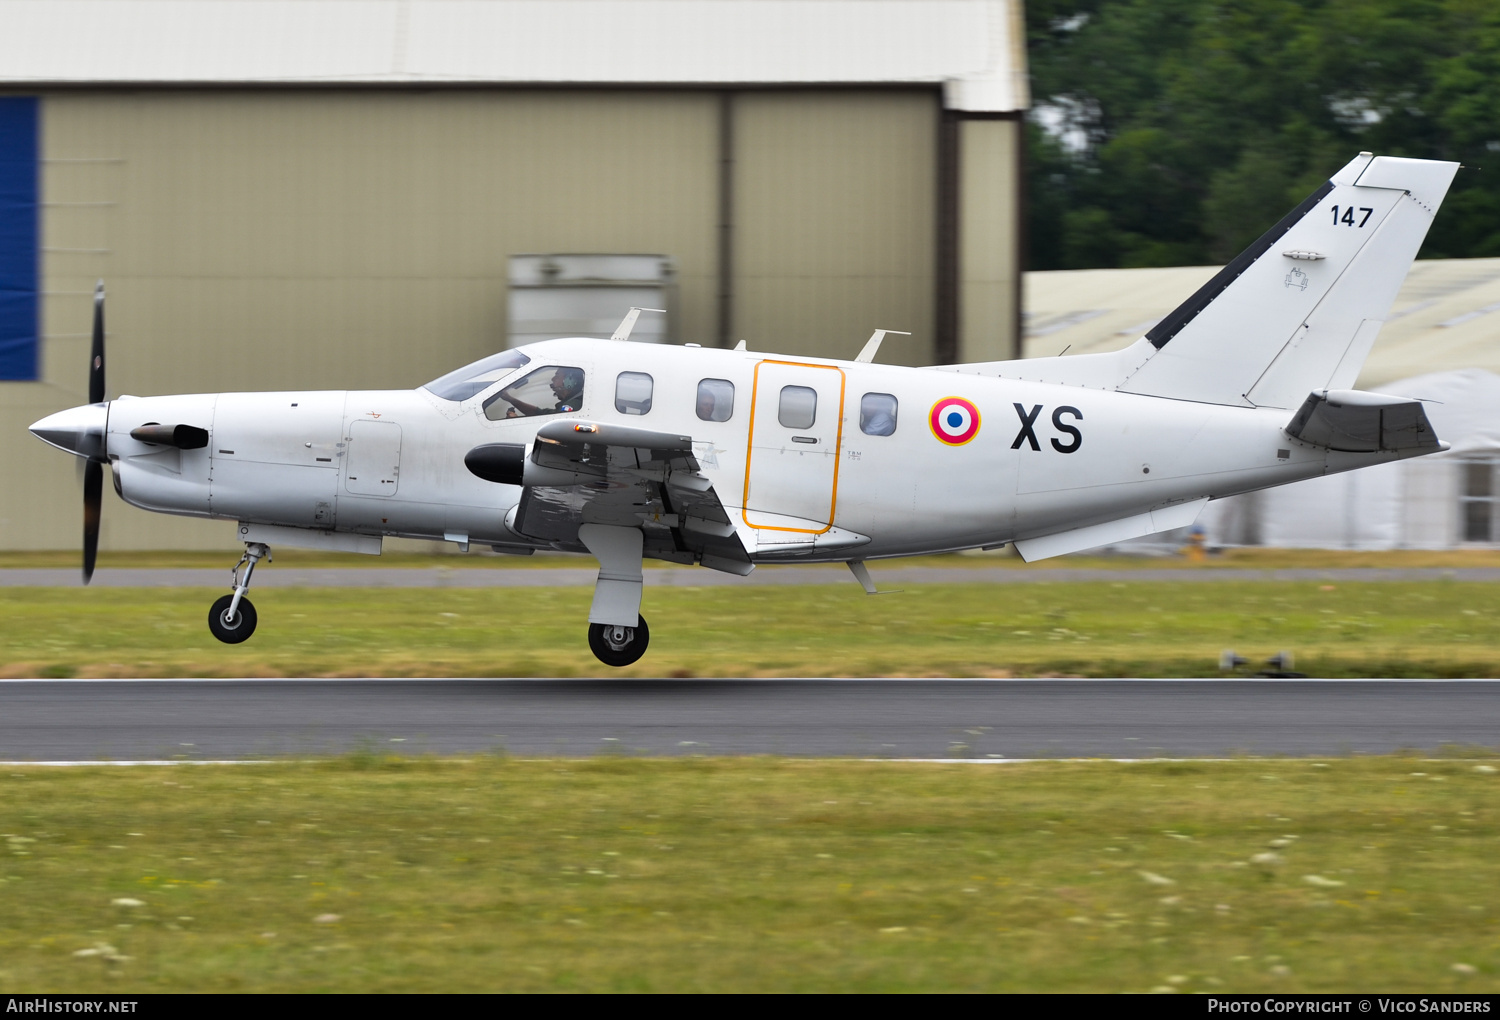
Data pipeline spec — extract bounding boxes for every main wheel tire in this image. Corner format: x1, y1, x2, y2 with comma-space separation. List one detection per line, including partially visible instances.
208, 594, 258, 644
588, 615, 650, 667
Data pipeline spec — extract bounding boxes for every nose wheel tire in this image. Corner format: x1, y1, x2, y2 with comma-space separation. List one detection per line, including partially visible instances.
208, 594, 258, 644
588, 616, 649, 667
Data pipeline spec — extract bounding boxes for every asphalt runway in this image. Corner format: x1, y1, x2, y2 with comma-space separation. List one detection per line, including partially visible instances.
1, 679, 1496, 761
3, 566, 1498, 587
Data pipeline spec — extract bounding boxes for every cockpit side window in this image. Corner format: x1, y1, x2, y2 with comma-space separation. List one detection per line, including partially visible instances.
615, 372, 654, 415
422, 349, 532, 402
696, 378, 734, 422
483, 365, 586, 421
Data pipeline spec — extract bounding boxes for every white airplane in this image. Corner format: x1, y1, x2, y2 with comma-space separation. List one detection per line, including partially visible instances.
30, 152, 1458, 666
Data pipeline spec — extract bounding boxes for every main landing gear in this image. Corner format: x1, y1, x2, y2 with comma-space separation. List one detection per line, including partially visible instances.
209, 542, 268, 644
578, 523, 650, 667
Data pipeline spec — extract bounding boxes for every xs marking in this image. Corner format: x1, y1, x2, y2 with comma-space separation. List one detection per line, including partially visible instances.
1012, 403, 1083, 454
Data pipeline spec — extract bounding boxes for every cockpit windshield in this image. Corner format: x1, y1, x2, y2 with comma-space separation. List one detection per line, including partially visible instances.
422, 349, 533, 402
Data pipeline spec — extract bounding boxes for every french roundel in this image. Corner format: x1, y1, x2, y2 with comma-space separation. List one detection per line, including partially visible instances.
929, 397, 981, 446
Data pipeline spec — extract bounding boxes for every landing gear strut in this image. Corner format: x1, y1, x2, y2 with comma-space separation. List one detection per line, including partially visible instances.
588, 616, 650, 668
209, 542, 268, 644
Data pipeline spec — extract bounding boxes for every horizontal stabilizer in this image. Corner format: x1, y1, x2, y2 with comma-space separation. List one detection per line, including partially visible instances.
1013, 498, 1208, 562
1284, 389, 1442, 453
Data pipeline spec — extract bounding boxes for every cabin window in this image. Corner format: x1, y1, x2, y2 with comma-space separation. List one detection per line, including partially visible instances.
423, 349, 531, 402
482, 365, 585, 421
778, 385, 817, 430
859, 392, 898, 436
1461, 458, 1498, 542
696, 378, 734, 422
615, 372, 654, 415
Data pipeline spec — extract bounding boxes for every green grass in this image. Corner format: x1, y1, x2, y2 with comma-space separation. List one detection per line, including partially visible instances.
0, 756, 1496, 992
2, 580, 1499, 678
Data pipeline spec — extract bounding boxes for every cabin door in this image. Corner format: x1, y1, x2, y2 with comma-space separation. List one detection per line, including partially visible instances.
743, 360, 845, 529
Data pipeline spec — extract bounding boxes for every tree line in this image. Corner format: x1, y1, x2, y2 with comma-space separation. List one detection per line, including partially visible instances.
1025, 0, 1500, 269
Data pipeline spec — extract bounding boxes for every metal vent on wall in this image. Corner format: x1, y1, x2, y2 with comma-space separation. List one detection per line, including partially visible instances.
508, 254, 676, 348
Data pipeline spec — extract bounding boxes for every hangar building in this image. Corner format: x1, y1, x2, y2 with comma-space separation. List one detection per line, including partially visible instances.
0, 0, 1028, 551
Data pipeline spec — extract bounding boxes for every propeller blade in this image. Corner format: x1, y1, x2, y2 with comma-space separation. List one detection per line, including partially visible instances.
88, 280, 105, 405
82, 459, 102, 585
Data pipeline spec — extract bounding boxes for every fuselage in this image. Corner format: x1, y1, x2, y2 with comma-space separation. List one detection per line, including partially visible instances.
93, 337, 1366, 562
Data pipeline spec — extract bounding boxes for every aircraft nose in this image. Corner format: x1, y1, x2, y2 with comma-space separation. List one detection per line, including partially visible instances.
29, 402, 108, 459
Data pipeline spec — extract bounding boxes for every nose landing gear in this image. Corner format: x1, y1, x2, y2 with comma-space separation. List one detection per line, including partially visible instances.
209, 542, 269, 644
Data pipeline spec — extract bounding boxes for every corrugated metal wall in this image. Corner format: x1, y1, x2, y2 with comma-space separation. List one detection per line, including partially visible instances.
957, 117, 1019, 363
1, 87, 1015, 550
42, 91, 723, 394
733, 91, 936, 368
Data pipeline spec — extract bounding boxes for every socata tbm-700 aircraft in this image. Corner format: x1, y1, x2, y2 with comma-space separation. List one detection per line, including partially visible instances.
30, 152, 1458, 666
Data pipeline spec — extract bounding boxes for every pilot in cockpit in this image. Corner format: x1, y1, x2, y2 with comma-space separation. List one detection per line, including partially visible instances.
502, 367, 584, 417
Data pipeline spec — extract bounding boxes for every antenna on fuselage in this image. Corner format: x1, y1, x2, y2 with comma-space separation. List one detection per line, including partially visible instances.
610, 306, 667, 343
855, 328, 910, 364
847, 559, 900, 595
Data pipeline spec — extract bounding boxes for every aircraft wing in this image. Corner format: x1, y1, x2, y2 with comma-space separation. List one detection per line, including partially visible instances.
491, 419, 754, 575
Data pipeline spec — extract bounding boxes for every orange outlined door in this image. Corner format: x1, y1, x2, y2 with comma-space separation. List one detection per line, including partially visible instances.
743, 360, 845, 530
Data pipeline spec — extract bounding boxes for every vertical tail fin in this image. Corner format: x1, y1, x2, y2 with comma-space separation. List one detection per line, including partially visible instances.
1117, 153, 1459, 408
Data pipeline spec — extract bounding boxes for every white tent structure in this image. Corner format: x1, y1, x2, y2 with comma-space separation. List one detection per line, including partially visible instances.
1023, 258, 1500, 390
1201, 369, 1500, 549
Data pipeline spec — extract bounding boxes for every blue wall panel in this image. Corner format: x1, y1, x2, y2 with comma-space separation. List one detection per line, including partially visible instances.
0, 97, 38, 381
